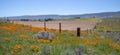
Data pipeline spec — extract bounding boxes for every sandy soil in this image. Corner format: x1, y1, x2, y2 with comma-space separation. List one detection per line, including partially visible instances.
14, 21, 98, 31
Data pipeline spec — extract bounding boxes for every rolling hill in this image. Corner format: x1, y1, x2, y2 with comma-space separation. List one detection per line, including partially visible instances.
1, 11, 120, 20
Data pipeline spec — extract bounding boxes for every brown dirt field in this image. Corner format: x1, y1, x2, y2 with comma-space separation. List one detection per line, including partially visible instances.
14, 21, 98, 31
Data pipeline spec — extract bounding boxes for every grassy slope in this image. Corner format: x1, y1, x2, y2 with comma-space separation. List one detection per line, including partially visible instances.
96, 18, 120, 31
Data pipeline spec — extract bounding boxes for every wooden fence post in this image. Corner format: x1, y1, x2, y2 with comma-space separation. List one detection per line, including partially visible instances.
44, 19, 46, 31
30, 24, 31, 30
90, 29, 91, 33
77, 27, 81, 37
59, 22, 61, 33
87, 28, 88, 34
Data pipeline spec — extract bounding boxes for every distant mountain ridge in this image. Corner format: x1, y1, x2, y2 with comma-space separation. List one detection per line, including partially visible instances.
1, 11, 120, 19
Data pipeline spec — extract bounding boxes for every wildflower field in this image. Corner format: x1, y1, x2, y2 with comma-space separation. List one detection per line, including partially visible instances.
0, 18, 120, 55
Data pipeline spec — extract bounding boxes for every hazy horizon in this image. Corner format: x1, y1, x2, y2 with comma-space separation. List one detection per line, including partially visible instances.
0, 0, 120, 17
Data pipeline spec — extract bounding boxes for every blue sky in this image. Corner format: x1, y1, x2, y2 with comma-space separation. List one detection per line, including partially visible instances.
0, 0, 120, 17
